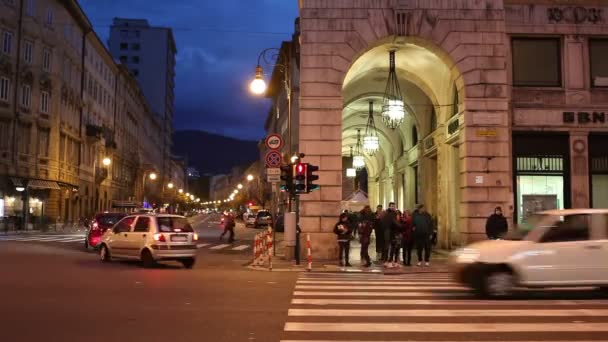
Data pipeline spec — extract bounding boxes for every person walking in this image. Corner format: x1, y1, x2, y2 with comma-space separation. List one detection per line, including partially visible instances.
388, 210, 404, 268
219, 212, 235, 243
401, 209, 414, 266
358, 205, 374, 267
412, 204, 435, 267
334, 213, 353, 267
381, 202, 399, 267
373, 205, 384, 263
485, 206, 508, 240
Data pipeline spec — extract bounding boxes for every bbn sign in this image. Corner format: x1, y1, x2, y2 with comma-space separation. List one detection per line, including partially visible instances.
265, 134, 283, 151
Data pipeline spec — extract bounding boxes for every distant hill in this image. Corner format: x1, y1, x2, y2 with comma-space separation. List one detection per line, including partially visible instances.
172, 130, 259, 174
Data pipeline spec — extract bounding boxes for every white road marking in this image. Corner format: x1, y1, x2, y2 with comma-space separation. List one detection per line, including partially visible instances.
295, 285, 465, 290
283, 322, 608, 332
292, 291, 467, 297
196, 243, 210, 248
59, 238, 86, 243
296, 280, 456, 285
288, 308, 608, 317
210, 244, 230, 250
291, 298, 608, 306
232, 245, 249, 251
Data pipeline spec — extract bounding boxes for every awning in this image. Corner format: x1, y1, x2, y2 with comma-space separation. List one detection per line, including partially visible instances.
112, 200, 139, 208
10, 178, 61, 190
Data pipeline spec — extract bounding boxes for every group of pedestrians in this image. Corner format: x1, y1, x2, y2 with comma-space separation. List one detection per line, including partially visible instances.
334, 202, 437, 268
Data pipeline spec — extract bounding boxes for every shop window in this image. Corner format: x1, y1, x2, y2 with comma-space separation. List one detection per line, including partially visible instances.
590, 39, 608, 87
512, 38, 561, 87
590, 135, 608, 208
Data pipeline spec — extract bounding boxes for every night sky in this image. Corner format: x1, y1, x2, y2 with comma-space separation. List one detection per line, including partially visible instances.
78, 0, 299, 141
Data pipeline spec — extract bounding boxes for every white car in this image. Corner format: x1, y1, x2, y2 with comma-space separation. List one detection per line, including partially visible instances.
99, 214, 198, 269
449, 209, 608, 297
245, 212, 257, 227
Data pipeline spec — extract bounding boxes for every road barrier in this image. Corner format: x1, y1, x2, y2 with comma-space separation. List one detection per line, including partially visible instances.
306, 233, 312, 271
252, 228, 274, 270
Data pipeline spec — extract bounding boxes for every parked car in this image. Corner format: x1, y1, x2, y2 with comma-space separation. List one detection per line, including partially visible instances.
85, 212, 127, 250
99, 214, 198, 269
245, 212, 257, 227
255, 210, 272, 228
449, 209, 608, 298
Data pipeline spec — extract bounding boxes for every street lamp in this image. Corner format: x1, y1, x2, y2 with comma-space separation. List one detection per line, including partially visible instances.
15, 186, 25, 192
233, 189, 238, 194
237, 184, 243, 190
178, 188, 183, 194
249, 66, 267, 95
247, 174, 254, 182
102, 157, 112, 166
190, 194, 195, 200
149, 172, 157, 180
186, 192, 190, 197
167, 182, 174, 189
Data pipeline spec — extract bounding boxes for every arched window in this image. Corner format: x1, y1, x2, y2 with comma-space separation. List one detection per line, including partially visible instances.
411, 125, 418, 147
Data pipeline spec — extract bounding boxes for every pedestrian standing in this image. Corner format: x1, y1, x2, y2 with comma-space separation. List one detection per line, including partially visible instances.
388, 210, 404, 268
381, 202, 399, 266
358, 205, 374, 267
485, 206, 508, 240
334, 213, 353, 267
220, 212, 235, 243
401, 209, 414, 266
373, 205, 384, 263
412, 204, 435, 267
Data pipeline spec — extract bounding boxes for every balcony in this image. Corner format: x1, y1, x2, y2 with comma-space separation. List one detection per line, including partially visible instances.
86, 124, 103, 139
95, 167, 108, 183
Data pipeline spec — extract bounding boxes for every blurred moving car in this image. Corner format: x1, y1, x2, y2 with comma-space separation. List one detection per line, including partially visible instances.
449, 209, 608, 298
99, 214, 198, 268
255, 210, 272, 228
85, 212, 127, 250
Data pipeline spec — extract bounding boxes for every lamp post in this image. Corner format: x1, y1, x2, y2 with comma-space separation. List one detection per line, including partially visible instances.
142, 171, 157, 207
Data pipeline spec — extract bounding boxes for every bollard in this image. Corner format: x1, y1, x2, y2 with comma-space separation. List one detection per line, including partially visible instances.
306, 233, 312, 271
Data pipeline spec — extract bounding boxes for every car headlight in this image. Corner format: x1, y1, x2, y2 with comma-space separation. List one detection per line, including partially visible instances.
451, 248, 480, 263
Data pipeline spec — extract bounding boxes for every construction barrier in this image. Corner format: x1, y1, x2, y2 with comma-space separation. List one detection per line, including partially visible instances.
306, 233, 312, 271
252, 228, 274, 270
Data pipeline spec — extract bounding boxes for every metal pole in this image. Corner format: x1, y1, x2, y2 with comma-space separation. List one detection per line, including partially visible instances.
295, 195, 300, 265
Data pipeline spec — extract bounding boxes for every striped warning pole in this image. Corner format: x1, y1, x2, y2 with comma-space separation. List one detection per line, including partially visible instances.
267, 226, 273, 271
252, 233, 258, 262
306, 233, 312, 272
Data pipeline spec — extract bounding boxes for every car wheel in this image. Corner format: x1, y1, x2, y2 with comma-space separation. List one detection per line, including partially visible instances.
181, 258, 195, 269
141, 249, 155, 268
482, 269, 515, 298
100, 244, 111, 262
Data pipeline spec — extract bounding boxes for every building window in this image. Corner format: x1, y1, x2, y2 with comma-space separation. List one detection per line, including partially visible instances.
119, 56, 127, 63
38, 128, 49, 157
21, 84, 31, 108
42, 47, 51, 72
120, 29, 128, 38
17, 123, 30, 155
120, 43, 128, 50
23, 40, 33, 63
26, 0, 35, 16
135, 30, 140, 38
2, 31, 13, 55
45, 7, 53, 25
0, 77, 10, 102
132, 69, 139, 76
590, 39, 608, 87
131, 43, 140, 51
512, 38, 561, 87
132, 56, 140, 64
40, 90, 50, 113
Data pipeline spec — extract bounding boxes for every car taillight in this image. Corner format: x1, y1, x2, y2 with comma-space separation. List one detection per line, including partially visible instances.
193, 233, 199, 241
92, 222, 99, 230
153, 233, 166, 242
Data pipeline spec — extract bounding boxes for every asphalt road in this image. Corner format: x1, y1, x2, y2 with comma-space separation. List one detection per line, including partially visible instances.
2, 214, 608, 342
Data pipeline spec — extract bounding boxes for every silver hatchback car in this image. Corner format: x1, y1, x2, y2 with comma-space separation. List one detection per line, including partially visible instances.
99, 214, 198, 268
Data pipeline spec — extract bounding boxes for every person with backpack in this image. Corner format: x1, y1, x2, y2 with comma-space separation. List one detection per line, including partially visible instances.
358, 205, 374, 267
334, 213, 353, 267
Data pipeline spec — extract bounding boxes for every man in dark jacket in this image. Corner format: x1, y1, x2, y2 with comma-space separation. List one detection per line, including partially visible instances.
374, 205, 384, 263
220, 212, 236, 243
412, 204, 435, 266
381, 202, 399, 263
485, 206, 508, 239
358, 206, 375, 267
334, 213, 353, 267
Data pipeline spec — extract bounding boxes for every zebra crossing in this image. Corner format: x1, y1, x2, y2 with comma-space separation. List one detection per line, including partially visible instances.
281, 271, 608, 342
0, 234, 250, 251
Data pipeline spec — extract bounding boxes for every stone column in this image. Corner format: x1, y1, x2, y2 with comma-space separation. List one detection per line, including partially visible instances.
570, 133, 590, 208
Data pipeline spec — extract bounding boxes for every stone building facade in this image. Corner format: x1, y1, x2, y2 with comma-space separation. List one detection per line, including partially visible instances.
297, 0, 608, 258
0, 0, 183, 229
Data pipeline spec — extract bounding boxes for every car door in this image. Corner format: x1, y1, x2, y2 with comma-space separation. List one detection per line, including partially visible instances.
110, 216, 136, 257
127, 216, 151, 257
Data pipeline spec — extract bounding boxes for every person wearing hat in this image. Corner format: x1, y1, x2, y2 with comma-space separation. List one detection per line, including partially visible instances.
485, 206, 508, 240
334, 212, 353, 267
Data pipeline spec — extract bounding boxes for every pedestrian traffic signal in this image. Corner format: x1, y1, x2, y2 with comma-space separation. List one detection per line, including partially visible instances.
306, 164, 320, 192
280, 164, 293, 195
294, 162, 307, 194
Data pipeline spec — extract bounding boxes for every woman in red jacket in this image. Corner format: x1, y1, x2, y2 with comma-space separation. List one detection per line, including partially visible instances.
401, 209, 414, 266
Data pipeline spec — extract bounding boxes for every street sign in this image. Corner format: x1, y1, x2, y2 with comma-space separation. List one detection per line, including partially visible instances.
267, 168, 280, 175
265, 151, 282, 168
267, 174, 280, 183
265, 134, 284, 150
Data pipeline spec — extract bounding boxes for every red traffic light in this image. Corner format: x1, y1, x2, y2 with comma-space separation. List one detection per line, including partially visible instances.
248, 202, 253, 206
296, 163, 306, 174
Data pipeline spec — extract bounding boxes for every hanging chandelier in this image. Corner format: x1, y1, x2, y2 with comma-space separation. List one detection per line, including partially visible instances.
363, 100, 380, 155
381, 50, 406, 129
352, 129, 365, 170
346, 146, 357, 178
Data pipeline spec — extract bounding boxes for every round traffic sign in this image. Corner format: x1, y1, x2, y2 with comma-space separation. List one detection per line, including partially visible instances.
265, 151, 282, 168
265, 134, 284, 150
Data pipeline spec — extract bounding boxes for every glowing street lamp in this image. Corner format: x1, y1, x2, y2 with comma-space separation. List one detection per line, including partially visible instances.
178, 189, 183, 194
237, 184, 243, 190
247, 174, 254, 182
249, 66, 267, 95
102, 157, 112, 166
167, 182, 174, 189
190, 194, 195, 200
149, 172, 157, 180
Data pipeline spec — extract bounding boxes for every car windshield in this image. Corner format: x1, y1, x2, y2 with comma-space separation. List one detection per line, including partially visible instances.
257, 211, 270, 218
96, 214, 125, 226
157, 217, 194, 233
510, 213, 563, 242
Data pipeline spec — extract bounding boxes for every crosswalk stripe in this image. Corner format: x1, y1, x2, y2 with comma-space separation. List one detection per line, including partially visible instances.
295, 285, 465, 290
288, 308, 608, 317
291, 298, 608, 305
297, 281, 456, 285
196, 243, 210, 248
210, 244, 230, 250
59, 238, 85, 243
232, 245, 249, 251
293, 291, 467, 297
280, 341, 608, 342
283, 322, 608, 332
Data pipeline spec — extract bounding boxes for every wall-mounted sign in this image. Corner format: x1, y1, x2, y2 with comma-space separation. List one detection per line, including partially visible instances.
265, 134, 284, 151
476, 129, 497, 137
563, 111, 607, 125
475, 176, 484, 184
547, 7, 602, 24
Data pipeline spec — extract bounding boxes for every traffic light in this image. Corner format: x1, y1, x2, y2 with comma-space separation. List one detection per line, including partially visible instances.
294, 162, 306, 194
280, 164, 293, 194
306, 163, 320, 192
